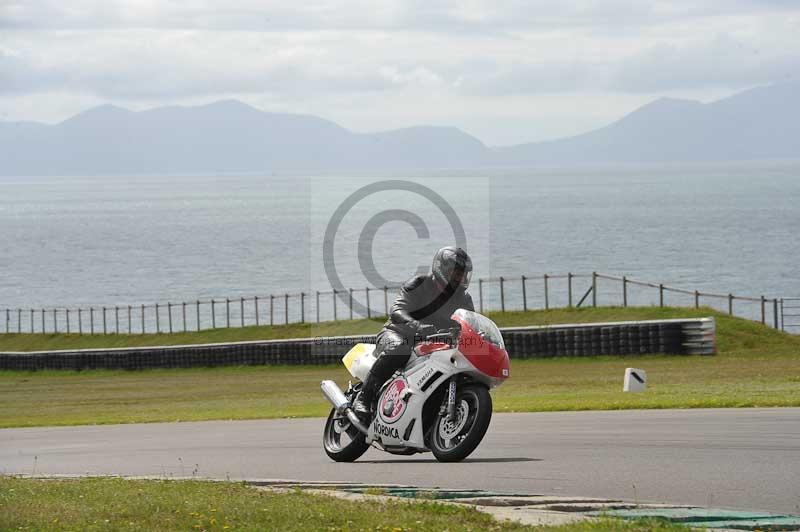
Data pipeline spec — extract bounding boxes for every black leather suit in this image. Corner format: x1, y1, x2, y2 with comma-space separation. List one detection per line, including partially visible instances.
370, 274, 475, 386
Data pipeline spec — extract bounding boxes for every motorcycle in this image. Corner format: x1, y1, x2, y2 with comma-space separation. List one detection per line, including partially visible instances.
320, 308, 510, 463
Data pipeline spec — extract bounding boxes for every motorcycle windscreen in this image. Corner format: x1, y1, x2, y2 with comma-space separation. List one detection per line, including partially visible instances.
451, 309, 505, 349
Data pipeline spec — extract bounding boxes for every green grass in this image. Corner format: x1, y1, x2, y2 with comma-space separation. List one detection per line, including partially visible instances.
1, 307, 799, 428
0, 476, 689, 531
0, 305, 757, 353
0, 318, 385, 352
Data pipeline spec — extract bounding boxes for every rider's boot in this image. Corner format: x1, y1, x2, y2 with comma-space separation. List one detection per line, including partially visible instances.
351, 371, 380, 423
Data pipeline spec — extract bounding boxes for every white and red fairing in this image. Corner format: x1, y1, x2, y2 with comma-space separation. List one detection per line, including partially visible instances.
411, 309, 510, 387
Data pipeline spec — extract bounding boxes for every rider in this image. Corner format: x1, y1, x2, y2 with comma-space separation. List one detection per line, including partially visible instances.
352, 246, 475, 420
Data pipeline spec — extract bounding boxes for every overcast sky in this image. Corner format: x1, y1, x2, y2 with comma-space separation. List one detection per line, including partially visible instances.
1, 0, 798, 145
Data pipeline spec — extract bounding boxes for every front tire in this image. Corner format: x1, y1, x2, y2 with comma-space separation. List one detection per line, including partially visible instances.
429, 384, 492, 462
323, 408, 370, 462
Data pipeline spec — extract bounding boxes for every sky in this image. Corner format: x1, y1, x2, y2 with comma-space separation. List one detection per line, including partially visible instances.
1, 0, 799, 145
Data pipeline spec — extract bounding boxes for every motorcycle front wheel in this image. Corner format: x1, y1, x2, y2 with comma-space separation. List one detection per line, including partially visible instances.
429, 384, 492, 462
323, 408, 370, 462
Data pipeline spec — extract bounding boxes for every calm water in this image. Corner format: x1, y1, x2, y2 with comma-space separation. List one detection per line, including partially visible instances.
1, 161, 798, 328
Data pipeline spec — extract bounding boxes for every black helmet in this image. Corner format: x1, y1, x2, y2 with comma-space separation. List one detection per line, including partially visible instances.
431, 247, 472, 291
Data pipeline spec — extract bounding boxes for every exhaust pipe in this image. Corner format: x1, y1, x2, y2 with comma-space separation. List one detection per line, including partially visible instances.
320, 380, 369, 435
320, 380, 349, 412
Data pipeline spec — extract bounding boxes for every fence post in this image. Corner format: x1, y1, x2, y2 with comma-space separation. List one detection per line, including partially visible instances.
53, 309, 57, 333
212, 300, 216, 329
270, 294, 274, 325
544, 274, 549, 310
521, 275, 527, 312
255, 296, 260, 326
128, 305, 132, 334
592, 272, 597, 307
240, 297, 245, 327
196, 300, 201, 331
66, 309, 70, 334
478, 278, 484, 313
90, 308, 94, 335
182, 302, 187, 332
115, 306, 119, 334
168, 303, 173, 333
760, 295, 766, 324
568, 272, 573, 308
5, 309, 8, 333
622, 276, 628, 307
499, 276, 505, 312
694, 290, 699, 309
315, 292, 320, 323
141, 305, 145, 334
349, 288, 354, 320
728, 294, 733, 316
301, 292, 305, 323
78, 308, 83, 335
659, 284, 664, 307
332, 290, 337, 321
773, 298, 779, 329
226, 298, 231, 328
284, 294, 289, 324
155, 304, 160, 333
18, 309, 22, 333
780, 298, 784, 331
103, 307, 107, 335
41, 308, 45, 333
384, 286, 389, 317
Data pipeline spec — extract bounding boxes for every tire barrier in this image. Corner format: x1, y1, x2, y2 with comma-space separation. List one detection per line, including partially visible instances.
0, 318, 714, 371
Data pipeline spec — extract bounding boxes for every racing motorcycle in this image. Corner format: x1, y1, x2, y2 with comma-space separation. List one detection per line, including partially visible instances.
320, 308, 510, 463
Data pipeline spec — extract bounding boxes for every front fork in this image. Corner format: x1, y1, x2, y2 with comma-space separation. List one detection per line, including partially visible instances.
440, 378, 457, 421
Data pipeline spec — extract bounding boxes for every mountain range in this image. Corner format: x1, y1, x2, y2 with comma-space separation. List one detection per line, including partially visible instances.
1, 81, 798, 175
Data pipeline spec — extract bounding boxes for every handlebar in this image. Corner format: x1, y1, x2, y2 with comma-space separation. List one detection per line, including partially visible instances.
417, 326, 461, 342
423, 331, 452, 341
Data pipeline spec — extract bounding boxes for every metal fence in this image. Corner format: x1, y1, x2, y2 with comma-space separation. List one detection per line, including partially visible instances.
780, 298, 800, 333
0, 272, 790, 335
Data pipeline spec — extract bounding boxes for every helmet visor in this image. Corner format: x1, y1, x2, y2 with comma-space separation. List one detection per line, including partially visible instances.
447, 267, 472, 291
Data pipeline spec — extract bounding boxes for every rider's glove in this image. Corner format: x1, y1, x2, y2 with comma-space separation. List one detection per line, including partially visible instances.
415, 323, 437, 340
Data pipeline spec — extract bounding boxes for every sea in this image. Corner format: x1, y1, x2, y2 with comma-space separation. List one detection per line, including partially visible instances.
1, 161, 798, 330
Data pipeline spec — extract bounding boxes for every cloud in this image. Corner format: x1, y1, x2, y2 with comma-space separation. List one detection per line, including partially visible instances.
0, 30, 416, 99
2, 0, 798, 31
1, 0, 798, 143
611, 34, 800, 92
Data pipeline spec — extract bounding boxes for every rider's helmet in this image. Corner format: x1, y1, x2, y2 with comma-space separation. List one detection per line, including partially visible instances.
431, 247, 472, 292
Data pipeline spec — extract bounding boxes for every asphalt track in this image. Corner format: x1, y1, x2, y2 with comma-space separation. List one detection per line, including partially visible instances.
2, 408, 798, 515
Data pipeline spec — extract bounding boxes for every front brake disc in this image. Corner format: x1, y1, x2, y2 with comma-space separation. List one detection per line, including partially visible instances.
438, 400, 469, 440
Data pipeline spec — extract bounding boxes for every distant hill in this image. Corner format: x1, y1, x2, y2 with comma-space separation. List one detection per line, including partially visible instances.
496, 81, 800, 165
0, 99, 492, 176
1, 81, 798, 175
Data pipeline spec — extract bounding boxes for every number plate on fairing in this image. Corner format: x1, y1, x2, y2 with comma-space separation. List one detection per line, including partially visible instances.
378, 378, 408, 423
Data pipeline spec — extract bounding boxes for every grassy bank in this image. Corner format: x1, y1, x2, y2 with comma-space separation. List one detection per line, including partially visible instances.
0, 477, 687, 531
1, 307, 798, 428
0, 305, 741, 352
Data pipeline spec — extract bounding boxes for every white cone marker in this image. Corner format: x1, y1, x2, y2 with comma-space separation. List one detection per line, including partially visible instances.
623, 368, 647, 392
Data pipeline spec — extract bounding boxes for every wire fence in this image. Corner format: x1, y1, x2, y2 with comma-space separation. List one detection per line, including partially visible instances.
780, 298, 800, 333
0, 272, 793, 335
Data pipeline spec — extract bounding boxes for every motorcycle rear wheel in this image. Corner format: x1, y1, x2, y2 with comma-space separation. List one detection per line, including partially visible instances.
323, 408, 370, 462
429, 384, 492, 463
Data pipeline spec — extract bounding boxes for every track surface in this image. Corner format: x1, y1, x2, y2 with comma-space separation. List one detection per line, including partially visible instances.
2, 409, 798, 514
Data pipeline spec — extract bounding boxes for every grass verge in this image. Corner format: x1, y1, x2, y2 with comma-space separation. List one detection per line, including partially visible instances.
1, 307, 798, 428
0, 305, 765, 352
0, 476, 688, 531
